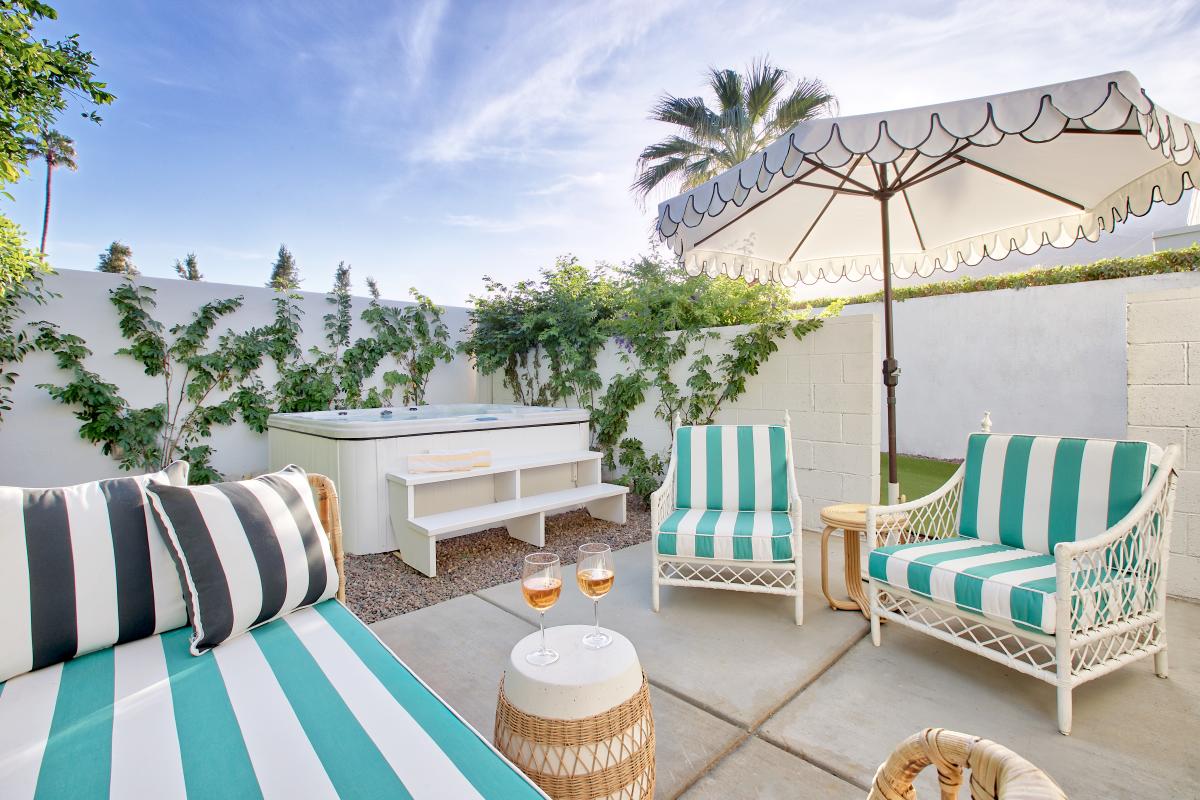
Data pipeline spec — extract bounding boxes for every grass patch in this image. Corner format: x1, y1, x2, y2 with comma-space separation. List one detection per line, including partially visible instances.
879, 453, 959, 504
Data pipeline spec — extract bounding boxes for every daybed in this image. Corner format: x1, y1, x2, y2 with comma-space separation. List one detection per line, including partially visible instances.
0, 470, 545, 799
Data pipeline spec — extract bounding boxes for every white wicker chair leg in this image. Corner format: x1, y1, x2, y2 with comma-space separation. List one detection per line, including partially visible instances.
793, 531, 803, 625
1055, 628, 1072, 735
1155, 649, 1168, 678
869, 579, 882, 646
651, 552, 660, 613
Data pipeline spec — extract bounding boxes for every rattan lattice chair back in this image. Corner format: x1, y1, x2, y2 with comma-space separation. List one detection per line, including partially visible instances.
307, 473, 346, 603
868, 728, 1066, 800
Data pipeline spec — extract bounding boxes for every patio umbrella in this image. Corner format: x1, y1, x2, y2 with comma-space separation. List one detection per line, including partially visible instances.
654, 71, 1199, 503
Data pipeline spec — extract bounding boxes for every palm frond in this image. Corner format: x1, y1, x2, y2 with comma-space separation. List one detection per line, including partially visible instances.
649, 95, 720, 141
770, 77, 837, 134
636, 135, 709, 162
745, 58, 789, 125
631, 155, 694, 200
707, 68, 745, 115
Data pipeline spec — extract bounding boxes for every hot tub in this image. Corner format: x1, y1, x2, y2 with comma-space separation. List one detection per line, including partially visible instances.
268, 404, 591, 554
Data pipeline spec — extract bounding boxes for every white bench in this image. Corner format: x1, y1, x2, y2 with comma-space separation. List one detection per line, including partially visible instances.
386, 450, 628, 577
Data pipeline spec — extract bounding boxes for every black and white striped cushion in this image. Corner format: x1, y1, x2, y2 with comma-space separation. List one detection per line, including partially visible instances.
146, 465, 339, 654
0, 462, 190, 682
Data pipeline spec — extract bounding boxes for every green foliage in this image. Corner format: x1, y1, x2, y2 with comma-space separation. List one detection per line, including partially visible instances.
802, 246, 1200, 308
0, 1, 112, 190
173, 252, 202, 281
462, 257, 617, 407
0, 214, 43, 296
462, 253, 839, 499
0, 221, 53, 416
35, 279, 272, 482
267, 244, 300, 290
633, 58, 834, 200
273, 263, 454, 412
97, 240, 137, 275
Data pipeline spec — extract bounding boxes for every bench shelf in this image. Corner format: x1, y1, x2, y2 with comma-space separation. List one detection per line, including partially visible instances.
386, 450, 627, 577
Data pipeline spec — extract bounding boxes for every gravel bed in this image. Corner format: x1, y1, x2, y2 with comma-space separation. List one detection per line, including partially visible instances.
344, 499, 650, 624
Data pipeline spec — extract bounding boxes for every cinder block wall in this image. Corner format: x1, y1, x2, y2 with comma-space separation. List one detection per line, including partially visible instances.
1126, 286, 1200, 599
491, 313, 883, 531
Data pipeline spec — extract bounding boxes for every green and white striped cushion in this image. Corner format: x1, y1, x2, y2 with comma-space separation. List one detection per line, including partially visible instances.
869, 537, 1147, 635
657, 509, 793, 561
0, 600, 545, 799
958, 434, 1156, 554
674, 425, 788, 512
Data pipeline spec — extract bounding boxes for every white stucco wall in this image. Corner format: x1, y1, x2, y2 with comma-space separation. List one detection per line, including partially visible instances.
1125, 285, 1200, 600
0, 269, 479, 486
833, 271, 1200, 459
492, 314, 883, 530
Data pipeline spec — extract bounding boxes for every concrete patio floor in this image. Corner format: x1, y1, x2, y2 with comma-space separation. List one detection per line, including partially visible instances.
371, 533, 1200, 798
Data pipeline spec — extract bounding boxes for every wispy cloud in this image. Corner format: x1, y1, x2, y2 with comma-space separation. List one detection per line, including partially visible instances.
403, 0, 449, 89
524, 171, 613, 196
444, 212, 568, 234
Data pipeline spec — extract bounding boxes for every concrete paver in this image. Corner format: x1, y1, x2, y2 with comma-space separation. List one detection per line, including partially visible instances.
759, 598, 1200, 798
476, 537, 869, 727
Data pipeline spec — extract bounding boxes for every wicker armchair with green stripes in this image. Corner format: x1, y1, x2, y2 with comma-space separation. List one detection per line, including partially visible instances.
651, 412, 806, 625
866, 432, 1179, 735
0, 465, 547, 799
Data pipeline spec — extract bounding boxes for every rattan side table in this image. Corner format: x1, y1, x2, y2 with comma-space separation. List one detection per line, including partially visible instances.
820, 502, 907, 617
494, 625, 655, 800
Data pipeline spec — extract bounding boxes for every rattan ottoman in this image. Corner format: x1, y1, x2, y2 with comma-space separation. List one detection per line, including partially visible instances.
494, 625, 655, 800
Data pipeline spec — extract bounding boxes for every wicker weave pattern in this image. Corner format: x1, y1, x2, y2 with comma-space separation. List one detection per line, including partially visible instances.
494, 675, 655, 800
868, 728, 1067, 800
306, 473, 346, 603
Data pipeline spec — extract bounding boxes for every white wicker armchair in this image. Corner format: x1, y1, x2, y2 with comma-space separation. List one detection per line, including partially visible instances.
650, 412, 804, 624
866, 433, 1178, 735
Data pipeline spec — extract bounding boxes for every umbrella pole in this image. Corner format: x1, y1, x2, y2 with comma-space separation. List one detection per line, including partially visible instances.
878, 164, 900, 504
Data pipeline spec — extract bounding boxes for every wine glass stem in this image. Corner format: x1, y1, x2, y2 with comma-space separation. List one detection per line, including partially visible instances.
539, 611, 546, 653
593, 598, 600, 636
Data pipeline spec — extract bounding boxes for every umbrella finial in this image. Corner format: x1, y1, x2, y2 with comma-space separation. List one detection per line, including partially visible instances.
981, 411, 992, 433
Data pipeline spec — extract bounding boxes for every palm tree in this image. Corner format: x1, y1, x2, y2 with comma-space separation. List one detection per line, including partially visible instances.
22, 130, 77, 254
633, 59, 835, 202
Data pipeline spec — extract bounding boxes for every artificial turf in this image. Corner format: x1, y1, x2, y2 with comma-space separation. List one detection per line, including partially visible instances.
878, 452, 960, 504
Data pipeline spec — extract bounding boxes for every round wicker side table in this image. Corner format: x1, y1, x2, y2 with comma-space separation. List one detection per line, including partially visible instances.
494, 625, 655, 800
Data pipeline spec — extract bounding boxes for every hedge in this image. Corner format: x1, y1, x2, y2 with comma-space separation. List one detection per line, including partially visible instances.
800, 244, 1200, 308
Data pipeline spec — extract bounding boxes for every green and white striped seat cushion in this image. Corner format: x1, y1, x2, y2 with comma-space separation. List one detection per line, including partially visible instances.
959, 434, 1156, 554
869, 537, 1146, 635
0, 601, 545, 799
675, 425, 789, 512
657, 509, 793, 561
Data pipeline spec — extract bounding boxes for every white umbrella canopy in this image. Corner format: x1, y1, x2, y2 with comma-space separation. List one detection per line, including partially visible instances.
654, 71, 1199, 501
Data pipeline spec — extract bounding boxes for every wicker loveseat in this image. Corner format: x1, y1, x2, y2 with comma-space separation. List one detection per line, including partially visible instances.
0, 473, 545, 799
866, 433, 1178, 735
651, 413, 804, 624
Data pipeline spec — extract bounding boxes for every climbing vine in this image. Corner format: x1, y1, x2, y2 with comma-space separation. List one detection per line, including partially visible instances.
461, 254, 843, 500
29, 264, 455, 483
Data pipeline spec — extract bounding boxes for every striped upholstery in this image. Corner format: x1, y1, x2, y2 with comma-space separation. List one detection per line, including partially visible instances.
0, 463, 190, 683
674, 425, 789, 512
0, 601, 545, 799
869, 537, 1145, 635
146, 466, 339, 655
959, 434, 1156, 553
657, 509, 793, 561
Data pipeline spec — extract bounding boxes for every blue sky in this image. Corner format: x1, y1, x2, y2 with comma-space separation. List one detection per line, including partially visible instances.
7, 0, 1199, 305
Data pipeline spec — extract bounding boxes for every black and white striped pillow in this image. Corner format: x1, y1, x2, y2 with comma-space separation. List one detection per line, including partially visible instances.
146, 464, 339, 654
0, 462, 191, 682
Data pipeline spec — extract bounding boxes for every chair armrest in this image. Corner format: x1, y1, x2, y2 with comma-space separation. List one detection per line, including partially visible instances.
866, 464, 966, 550
1055, 447, 1179, 634
650, 459, 677, 531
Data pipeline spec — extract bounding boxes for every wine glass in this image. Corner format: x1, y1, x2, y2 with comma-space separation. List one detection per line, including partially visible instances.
576, 543, 614, 649
521, 552, 562, 666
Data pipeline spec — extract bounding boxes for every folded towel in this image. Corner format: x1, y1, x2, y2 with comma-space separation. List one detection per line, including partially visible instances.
407, 449, 492, 473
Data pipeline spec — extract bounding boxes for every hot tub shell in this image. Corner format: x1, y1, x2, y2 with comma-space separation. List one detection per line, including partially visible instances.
268, 404, 591, 554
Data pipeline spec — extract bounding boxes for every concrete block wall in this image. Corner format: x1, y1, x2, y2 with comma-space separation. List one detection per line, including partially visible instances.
1126, 285, 1200, 599
491, 313, 882, 531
